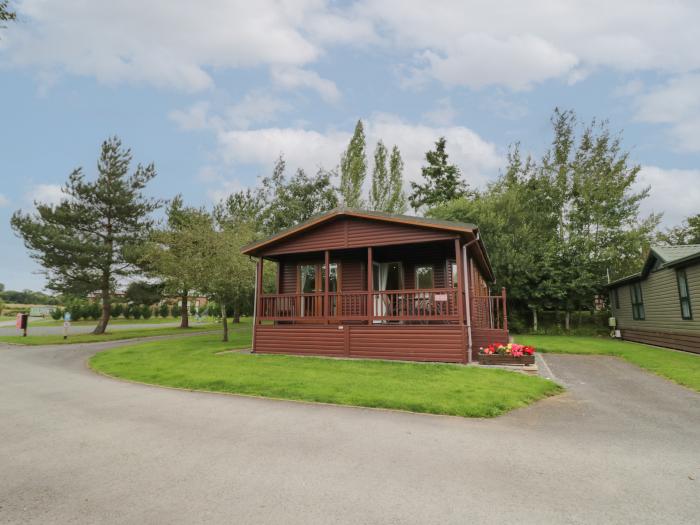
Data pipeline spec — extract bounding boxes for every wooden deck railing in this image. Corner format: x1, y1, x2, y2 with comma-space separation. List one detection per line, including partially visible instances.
259, 288, 459, 322
470, 290, 508, 330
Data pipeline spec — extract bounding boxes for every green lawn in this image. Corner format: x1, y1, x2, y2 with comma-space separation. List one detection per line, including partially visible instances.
89, 328, 561, 418
516, 335, 700, 392
0, 324, 219, 345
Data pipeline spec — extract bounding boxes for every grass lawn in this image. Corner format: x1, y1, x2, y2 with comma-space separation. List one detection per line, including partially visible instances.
516, 335, 700, 392
0, 324, 219, 345
89, 327, 562, 418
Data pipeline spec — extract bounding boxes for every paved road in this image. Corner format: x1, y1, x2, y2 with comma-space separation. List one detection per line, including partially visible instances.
0, 321, 211, 336
1, 343, 698, 524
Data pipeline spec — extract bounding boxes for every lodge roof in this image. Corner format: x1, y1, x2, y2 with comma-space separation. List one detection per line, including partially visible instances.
607, 244, 700, 287
241, 207, 494, 280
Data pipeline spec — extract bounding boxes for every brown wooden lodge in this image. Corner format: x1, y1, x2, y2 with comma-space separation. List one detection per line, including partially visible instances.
242, 208, 509, 363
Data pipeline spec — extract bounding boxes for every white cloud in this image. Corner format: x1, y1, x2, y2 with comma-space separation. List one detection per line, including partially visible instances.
6, 1, 700, 97
270, 66, 341, 103
635, 74, 700, 152
27, 184, 66, 207
169, 102, 214, 131
3, 0, 359, 92
423, 98, 456, 126
0, 193, 9, 207
358, 0, 700, 90
214, 114, 501, 190
636, 166, 700, 226
226, 92, 292, 129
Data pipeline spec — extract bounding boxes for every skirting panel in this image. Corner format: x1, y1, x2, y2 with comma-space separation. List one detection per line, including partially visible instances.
471, 328, 510, 360
254, 324, 466, 362
621, 329, 700, 354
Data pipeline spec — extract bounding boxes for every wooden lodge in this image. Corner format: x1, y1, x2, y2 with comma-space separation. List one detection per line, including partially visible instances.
241, 208, 509, 363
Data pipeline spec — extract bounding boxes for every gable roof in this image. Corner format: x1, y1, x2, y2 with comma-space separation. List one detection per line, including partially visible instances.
607, 244, 700, 287
241, 207, 494, 280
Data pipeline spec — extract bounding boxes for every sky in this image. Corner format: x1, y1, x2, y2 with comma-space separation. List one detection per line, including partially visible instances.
1, 0, 699, 291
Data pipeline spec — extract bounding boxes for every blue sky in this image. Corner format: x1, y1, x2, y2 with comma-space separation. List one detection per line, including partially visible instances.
1, 0, 699, 291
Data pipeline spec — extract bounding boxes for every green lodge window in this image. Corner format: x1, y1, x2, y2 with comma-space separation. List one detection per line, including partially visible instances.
630, 282, 645, 320
677, 270, 693, 320
613, 288, 620, 309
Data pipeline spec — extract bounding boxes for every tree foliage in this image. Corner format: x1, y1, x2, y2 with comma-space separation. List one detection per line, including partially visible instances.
0, 1, 15, 29
141, 196, 211, 328
11, 137, 161, 334
431, 109, 657, 330
339, 120, 367, 208
657, 214, 700, 245
409, 137, 467, 212
387, 145, 407, 214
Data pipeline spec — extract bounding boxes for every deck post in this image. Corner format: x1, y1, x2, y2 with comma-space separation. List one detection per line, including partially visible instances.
454, 239, 467, 363
324, 250, 330, 323
501, 286, 508, 332
367, 246, 373, 324
256, 258, 264, 324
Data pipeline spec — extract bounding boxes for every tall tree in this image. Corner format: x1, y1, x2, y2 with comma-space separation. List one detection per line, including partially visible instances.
431, 110, 658, 331
141, 196, 211, 328
369, 140, 390, 212
258, 156, 338, 235
195, 219, 256, 342
339, 120, 367, 208
657, 214, 700, 245
409, 137, 467, 211
387, 145, 407, 214
11, 137, 161, 334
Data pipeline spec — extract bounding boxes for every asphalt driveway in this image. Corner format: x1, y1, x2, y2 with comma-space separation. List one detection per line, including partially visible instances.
0, 320, 212, 337
1, 341, 698, 524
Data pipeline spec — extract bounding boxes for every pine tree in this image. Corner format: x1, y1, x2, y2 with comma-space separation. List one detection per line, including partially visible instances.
387, 145, 407, 214
369, 140, 390, 211
409, 137, 467, 211
11, 137, 161, 334
339, 120, 367, 208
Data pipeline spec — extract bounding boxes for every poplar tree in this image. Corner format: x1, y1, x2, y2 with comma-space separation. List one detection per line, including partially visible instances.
369, 140, 389, 211
409, 137, 467, 211
339, 120, 367, 208
387, 145, 407, 214
11, 137, 161, 334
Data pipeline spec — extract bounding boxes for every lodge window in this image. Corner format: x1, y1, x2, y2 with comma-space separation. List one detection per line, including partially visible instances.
630, 282, 645, 320
613, 287, 620, 309
415, 265, 434, 289
677, 269, 693, 320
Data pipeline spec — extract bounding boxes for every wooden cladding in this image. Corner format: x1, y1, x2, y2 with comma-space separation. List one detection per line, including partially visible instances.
260, 216, 456, 256
621, 329, 700, 354
254, 324, 466, 362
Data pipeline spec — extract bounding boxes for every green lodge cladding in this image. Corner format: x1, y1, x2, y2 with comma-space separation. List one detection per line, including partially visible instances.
607, 245, 700, 353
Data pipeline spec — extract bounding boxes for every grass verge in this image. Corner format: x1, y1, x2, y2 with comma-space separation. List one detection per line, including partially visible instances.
0, 324, 219, 345
516, 335, 700, 392
89, 330, 561, 418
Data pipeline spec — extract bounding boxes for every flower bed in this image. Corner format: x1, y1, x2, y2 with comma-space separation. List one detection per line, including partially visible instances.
479, 343, 535, 366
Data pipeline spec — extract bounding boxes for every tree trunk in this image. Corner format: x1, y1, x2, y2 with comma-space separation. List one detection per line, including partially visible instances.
180, 290, 189, 328
233, 303, 240, 323
93, 285, 111, 335
532, 308, 538, 332
564, 311, 571, 331
220, 302, 228, 342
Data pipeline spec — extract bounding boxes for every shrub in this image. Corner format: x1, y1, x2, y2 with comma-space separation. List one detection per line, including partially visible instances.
87, 302, 101, 320
171, 304, 181, 318
159, 303, 170, 318
141, 304, 152, 319
112, 303, 123, 318
131, 305, 142, 319
50, 307, 64, 321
